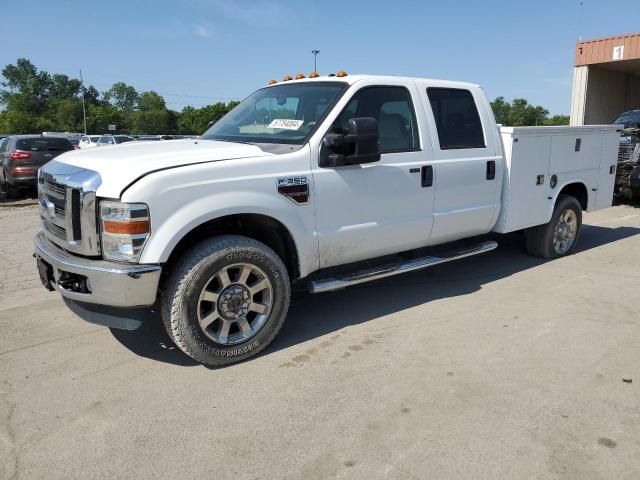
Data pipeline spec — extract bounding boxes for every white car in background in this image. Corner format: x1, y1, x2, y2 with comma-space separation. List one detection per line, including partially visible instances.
79, 135, 101, 149
96, 135, 136, 147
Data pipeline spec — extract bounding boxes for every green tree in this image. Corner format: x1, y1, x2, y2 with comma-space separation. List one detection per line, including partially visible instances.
0, 110, 38, 133
104, 82, 139, 112
86, 104, 122, 134
490, 97, 512, 125
0, 58, 52, 116
490, 97, 558, 126
137, 91, 166, 111
177, 101, 239, 134
53, 98, 83, 131
545, 115, 570, 126
130, 109, 170, 134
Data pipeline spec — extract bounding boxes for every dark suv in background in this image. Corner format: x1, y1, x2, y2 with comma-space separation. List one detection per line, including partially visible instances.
0, 135, 74, 198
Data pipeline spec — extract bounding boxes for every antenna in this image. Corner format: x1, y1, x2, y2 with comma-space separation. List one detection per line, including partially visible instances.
578, 1, 584, 41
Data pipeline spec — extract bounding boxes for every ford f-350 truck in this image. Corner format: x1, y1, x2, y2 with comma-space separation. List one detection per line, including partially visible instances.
34, 73, 621, 365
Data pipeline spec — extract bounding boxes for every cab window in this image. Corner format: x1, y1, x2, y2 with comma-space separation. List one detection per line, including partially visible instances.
427, 88, 485, 150
330, 86, 419, 153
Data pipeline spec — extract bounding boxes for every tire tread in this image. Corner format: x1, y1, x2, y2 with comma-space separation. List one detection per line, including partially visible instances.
161, 235, 290, 366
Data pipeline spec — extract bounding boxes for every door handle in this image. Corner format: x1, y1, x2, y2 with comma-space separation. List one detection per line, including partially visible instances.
486, 160, 496, 180
421, 165, 433, 187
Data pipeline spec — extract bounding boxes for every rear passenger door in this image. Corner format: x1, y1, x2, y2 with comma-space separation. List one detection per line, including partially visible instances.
421, 87, 502, 244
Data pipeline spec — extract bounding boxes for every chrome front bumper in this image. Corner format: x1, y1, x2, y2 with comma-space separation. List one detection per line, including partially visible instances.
34, 231, 161, 307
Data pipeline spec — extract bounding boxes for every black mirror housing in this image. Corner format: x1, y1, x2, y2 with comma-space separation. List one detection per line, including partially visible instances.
320, 117, 381, 167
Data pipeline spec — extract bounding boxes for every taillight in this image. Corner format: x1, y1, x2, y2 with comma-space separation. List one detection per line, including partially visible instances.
9, 150, 32, 160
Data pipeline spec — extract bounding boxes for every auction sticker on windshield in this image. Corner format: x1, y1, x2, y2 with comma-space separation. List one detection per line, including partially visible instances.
268, 119, 304, 130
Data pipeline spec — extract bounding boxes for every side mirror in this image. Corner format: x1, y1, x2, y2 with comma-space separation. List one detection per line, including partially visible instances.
320, 117, 381, 167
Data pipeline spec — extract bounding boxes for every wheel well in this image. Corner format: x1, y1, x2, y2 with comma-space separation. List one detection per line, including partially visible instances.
165, 214, 300, 280
558, 183, 588, 210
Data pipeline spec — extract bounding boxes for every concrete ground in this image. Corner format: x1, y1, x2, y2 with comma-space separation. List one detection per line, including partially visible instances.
1, 203, 639, 480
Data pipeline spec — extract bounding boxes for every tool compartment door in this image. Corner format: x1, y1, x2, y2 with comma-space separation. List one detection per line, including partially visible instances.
494, 130, 552, 233
594, 131, 620, 210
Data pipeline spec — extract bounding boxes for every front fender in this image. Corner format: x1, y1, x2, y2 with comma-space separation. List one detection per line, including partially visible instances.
120, 149, 318, 277
144, 191, 314, 270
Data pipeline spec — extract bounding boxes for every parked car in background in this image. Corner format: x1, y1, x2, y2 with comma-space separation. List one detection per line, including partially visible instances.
80, 135, 101, 149
0, 135, 74, 198
137, 135, 162, 141
612, 109, 640, 129
96, 135, 136, 147
612, 109, 640, 201
70, 139, 80, 150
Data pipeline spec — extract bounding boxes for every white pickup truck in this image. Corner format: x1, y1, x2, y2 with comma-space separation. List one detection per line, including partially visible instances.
34, 73, 621, 365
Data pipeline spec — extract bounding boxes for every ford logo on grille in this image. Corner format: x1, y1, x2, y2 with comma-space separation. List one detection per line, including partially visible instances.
41, 196, 56, 220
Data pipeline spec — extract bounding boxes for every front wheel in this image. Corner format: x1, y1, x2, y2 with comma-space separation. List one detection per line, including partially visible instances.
162, 235, 291, 366
526, 194, 582, 259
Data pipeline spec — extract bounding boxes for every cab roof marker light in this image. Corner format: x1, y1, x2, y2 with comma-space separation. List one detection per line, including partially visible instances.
336, 70, 348, 77
283, 75, 293, 81
295, 73, 305, 79
268, 79, 277, 85
309, 72, 320, 78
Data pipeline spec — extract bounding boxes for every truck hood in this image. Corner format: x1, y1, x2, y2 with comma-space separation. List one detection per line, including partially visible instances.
54, 139, 271, 198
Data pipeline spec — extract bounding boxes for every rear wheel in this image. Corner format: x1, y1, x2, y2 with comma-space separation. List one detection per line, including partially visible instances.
162, 235, 290, 366
526, 194, 582, 259
1, 175, 19, 199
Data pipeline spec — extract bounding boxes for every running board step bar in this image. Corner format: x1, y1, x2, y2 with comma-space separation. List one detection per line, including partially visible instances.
309, 240, 498, 293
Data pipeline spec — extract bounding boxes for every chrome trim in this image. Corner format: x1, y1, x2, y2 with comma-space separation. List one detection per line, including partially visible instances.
38, 160, 102, 256
309, 240, 498, 293
34, 232, 161, 307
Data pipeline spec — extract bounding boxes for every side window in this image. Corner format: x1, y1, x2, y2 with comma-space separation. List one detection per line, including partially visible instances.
427, 88, 485, 150
0, 139, 6, 153
331, 86, 419, 153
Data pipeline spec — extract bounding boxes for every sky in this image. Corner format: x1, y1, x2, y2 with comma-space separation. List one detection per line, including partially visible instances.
1, 0, 639, 115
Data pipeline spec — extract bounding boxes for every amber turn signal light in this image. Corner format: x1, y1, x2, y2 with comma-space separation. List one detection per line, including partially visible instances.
295, 73, 305, 79
268, 79, 277, 85
336, 70, 348, 77
309, 72, 320, 78
283, 75, 293, 81
103, 220, 150, 235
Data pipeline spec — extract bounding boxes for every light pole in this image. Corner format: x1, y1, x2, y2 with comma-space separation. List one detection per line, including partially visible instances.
311, 50, 320, 72
79, 69, 87, 134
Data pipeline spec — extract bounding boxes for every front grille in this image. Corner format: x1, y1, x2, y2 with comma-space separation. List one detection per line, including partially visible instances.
39, 173, 69, 243
42, 177, 66, 199
38, 162, 101, 256
41, 216, 66, 240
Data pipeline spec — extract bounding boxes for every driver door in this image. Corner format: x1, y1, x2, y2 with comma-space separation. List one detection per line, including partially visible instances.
310, 81, 436, 269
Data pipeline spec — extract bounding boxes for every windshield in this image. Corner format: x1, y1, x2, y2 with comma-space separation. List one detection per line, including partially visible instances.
202, 82, 347, 145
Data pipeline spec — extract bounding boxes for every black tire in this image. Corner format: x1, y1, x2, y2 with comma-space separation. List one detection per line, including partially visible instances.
161, 235, 291, 366
6, 183, 20, 199
1, 175, 19, 199
526, 194, 582, 259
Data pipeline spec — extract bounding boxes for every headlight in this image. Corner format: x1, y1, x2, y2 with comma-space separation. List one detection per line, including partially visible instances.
100, 201, 150, 263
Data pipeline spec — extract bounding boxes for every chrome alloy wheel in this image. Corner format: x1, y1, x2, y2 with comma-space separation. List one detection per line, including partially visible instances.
552, 209, 578, 255
197, 263, 273, 345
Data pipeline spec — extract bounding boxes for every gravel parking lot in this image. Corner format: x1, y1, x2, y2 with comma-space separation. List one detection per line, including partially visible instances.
1, 202, 639, 479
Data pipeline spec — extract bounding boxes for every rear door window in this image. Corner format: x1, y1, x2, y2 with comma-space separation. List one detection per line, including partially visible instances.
15, 137, 73, 152
427, 88, 485, 150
